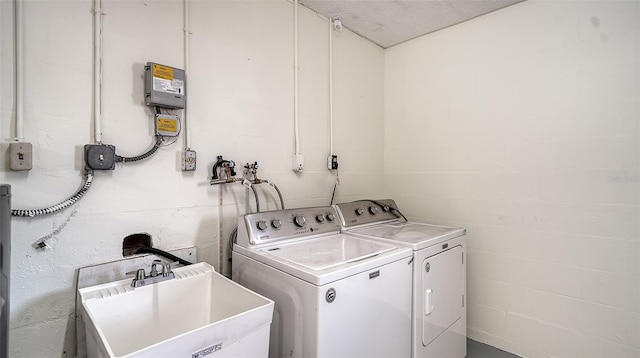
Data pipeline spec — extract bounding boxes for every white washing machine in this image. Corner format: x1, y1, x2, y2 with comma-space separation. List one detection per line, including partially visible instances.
232, 206, 413, 358
335, 199, 467, 358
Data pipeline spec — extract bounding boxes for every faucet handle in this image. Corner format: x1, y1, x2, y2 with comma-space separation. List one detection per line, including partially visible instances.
135, 269, 146, 281
150, 259, 162, 277
125, 268, 146, 277
161, 262, 172, 277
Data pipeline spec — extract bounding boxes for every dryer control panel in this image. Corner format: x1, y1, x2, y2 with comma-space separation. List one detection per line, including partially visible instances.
335, 199, 402, 228
237, 206, 340, 247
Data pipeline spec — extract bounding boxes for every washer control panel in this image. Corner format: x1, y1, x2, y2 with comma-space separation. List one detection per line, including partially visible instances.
238, 206, 340, 247
335, 199, 401, 228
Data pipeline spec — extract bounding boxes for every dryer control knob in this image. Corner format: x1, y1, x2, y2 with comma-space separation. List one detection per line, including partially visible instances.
326, 213, 336, 222
271, 219, 282, 229
294, 215, 307, 227
368, 206, 379, 215
256, 220, 268, 231
355, 208, 364, 216
316, 214, 325, 223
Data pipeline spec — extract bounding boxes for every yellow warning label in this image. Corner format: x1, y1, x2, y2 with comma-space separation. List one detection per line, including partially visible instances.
157, 118, 178, 133
153, 64, 174, 80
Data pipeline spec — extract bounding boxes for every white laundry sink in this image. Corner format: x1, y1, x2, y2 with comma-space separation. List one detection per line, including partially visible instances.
79, 262, 274, 358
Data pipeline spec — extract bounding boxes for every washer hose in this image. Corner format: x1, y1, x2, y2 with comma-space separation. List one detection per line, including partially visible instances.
210, 178, 261, 213
12, 169, 94, 217
260, 180, 285, 209
116, 136, 163, 163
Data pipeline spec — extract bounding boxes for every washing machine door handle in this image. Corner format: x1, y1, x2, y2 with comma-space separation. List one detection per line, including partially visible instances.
425, 288, 434, 315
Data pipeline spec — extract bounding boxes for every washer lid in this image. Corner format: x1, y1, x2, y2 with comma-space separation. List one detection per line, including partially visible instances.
349, 222, 465, 250
268, 235, 395, 271
234, 233, 412, 285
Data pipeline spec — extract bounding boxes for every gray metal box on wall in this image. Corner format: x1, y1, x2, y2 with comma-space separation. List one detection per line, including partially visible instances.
144, 62, 186, 109
0, 185, 11, 358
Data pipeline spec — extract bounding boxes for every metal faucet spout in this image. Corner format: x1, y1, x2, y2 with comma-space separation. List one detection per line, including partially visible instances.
131, 260, 175, 288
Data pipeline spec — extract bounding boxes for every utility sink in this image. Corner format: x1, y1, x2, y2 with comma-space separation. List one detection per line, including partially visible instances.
79, 262, 274, 358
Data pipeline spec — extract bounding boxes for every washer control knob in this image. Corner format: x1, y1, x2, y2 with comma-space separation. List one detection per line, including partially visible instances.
326, 213, 336, 222
271, 219, 282, 229
294, 215, 307, 227
256, 220, 268, 231
316, 214, 325, 223
355, 208, 364, 216
368, 206, 379, 215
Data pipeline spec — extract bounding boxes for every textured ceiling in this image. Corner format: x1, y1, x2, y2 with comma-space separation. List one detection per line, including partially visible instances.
300, 0, 525, 48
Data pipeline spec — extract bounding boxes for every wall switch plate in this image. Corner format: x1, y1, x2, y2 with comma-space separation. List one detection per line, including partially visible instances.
292, 154, 304, 172
9, 142, 33, 171
84, 144, 116, 170
182, 149, 196, 171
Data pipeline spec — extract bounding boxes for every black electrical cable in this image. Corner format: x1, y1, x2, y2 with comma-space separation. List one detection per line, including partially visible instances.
135, 247, 193, 266
115, 136, 163, 163
330, 181, 338, 206
227, 226, 238, 263
368, 199, 408, 222
155, 106, 162, 115
329, 169, 339, 206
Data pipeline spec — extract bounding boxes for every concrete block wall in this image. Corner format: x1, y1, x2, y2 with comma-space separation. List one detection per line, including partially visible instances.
0, 0, 384, 356
384, 1, 639, 357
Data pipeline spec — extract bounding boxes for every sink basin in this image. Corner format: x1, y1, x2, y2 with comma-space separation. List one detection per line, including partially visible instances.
79, 262, 274, 358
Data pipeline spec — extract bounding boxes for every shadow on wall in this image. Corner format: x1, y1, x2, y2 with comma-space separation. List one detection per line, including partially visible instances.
10, 288, 77, 357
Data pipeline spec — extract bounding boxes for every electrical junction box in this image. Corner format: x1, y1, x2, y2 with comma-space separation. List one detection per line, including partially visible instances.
182, 149, 196, 171
9, 142, 33, 171
84, 144, 116, 170
155, 114, 181, 137
144, 62, 186, 109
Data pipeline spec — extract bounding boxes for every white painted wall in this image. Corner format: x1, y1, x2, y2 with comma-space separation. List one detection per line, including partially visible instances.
0, 0, 384, 356
385, 1, 639, 357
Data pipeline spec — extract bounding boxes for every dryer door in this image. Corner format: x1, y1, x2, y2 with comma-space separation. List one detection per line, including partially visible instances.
421, 245, 464, 346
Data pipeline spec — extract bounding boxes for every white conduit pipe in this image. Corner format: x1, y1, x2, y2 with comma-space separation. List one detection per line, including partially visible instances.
183, 0, 191, 149
14, 0, 24, 141
293, 0, 300, 155
328, 18, 334, 155
93, 0, 103, 144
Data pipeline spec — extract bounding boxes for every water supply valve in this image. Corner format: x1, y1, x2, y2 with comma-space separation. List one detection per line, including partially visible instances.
211, 155, 236, 181
244, 162, 260, 183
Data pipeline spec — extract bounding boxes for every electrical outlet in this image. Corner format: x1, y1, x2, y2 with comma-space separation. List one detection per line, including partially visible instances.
292, 154, 304, 172
327, 155, 338, 170
182, 149, 196, 171
9, 142, 33, 171
84, 144, 116, 170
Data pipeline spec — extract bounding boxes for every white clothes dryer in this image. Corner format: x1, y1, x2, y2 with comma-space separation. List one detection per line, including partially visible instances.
232, 206, 413, 358
335, 199, 467, 358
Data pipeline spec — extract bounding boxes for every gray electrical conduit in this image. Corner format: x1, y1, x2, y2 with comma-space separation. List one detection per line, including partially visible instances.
12, 169, 95, 217
116, 136, 163, 163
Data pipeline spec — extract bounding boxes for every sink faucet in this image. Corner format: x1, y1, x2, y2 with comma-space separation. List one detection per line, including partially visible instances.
131, 260, 175, 288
